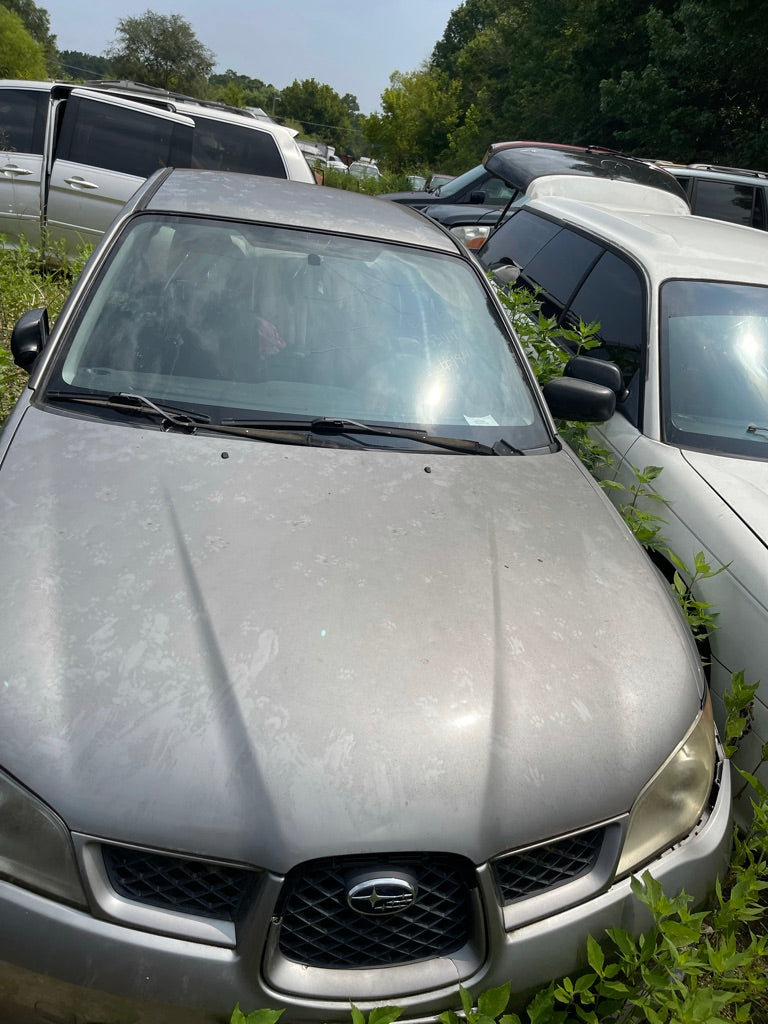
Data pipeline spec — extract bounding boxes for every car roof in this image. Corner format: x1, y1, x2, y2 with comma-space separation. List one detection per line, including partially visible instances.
521, 194, 768, 286
138, 168, 463, 252
665, 163, 768, 185
484, 142, 688, 203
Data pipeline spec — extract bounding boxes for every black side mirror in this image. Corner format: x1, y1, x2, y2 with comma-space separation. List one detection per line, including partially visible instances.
11, 307, 50, 371
542, 377, 616, 423
564, 355, 627, 399
469, 190, 486, 204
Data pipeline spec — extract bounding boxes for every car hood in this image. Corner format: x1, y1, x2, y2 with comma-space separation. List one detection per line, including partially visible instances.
683, 449, 768, 546
0, 409, 702, 872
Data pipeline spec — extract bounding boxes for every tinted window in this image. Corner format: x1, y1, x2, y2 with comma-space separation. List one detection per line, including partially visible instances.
0, 88, 48, 154
568, 251, 645, 423
524, 229, 602, 305
691, 180, 757, 227
480, 210, 561, 270
57, 97, 192, 178
569, 252, 644, 357
190, 117, 286, 178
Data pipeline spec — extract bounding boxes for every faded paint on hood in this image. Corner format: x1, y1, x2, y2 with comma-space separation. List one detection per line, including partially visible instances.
0, 408, 703, 872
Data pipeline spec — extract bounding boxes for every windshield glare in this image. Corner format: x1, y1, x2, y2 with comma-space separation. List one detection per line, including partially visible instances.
661, 279, 768, 457
50, 214, 547, 449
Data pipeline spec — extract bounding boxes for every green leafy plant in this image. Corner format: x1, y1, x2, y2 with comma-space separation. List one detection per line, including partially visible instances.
0, 235, 91, 423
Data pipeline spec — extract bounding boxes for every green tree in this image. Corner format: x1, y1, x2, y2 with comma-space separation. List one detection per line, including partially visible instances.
279, 78, 357, 150
57, 50, 113, 81
208, 70, 280, 113
106, 11, 215, 93
0, 5, 47, 79
364, 67, 460, 171
1, 0, 57, 72
600, 0, 768, 164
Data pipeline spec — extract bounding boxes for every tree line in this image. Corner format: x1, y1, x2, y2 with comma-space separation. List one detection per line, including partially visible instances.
2, 0, 767, 174
370, 0, 768, 172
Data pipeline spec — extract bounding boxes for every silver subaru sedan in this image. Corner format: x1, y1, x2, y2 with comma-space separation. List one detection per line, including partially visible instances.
0, 169, 731, 1024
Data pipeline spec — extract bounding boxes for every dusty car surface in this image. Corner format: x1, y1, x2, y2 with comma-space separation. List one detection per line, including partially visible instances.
0, 169, 731, 1023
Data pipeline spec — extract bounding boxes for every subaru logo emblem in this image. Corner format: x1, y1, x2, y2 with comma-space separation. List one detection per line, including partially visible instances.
347, 874, 418, 916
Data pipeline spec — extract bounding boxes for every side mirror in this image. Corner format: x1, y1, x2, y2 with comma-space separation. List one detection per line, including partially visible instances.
564, 355, 627, 400
542, 377, 616, 423
469, 190, 486, 204
11, 307, 50, 371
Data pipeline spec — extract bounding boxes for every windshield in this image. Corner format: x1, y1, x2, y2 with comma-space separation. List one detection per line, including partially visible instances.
661, 279, 768, 458
46, 213, 548, 451
433, 165, 486, 197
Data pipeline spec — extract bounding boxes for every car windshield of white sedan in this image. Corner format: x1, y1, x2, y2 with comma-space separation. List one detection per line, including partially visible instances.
51, 214, 548, 450
661, 279, 768, 457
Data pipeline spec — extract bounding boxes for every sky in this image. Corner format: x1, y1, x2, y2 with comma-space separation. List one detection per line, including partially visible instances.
40, 0, 460, 115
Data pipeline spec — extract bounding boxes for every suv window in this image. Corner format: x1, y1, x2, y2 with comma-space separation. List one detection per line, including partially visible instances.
190, 116, 287, 178
0, 88, 48, 154
692, 179, 761, 228
523, 228, 602, 307
567, 250, 645, 424
481, 209, 561, 268
56, 96, 192, 178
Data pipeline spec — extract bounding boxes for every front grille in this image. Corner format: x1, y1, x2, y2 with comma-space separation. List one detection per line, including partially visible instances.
277, 853, 474, 968
493, 828, 604, 905
102, 845, 256, 921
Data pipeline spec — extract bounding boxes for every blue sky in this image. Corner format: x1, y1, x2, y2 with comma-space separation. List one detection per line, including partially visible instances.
42, 0, 459, 114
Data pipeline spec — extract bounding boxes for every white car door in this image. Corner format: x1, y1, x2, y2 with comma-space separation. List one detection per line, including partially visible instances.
46, 90, 194, 251
0, 82, 52, 247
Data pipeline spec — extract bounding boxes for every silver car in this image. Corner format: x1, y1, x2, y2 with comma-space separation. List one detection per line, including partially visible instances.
0, 169, 731, 1024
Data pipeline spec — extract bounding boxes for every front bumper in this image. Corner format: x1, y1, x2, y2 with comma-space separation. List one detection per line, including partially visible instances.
0, 757, 732, 1024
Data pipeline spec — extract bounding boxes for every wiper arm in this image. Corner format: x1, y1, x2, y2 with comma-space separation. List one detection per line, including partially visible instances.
747, 423, 768, 439
220, 416, 522, 455
45, 391, 210, 432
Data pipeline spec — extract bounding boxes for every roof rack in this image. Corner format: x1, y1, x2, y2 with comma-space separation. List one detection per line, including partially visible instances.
687, 163, 768, 180
80, 80, 258, 120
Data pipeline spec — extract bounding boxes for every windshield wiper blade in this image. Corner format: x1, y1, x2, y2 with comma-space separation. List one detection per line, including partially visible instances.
747, 423, 768, 439
220, 416, 522, 455
45, 391, 210, 432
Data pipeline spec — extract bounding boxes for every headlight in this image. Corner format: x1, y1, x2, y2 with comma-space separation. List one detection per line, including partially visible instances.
449, 224, 492, 248
0, 770, 87, 907
616, 693, 716, 878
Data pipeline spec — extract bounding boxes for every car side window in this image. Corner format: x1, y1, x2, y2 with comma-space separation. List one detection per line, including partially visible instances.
481, 177, 518, 203
566, 251, 646, 425
480, 209, 561, 270
190, 117, 287, 178
0, 88, 48, 154
522, 228, 602, 308
691, 180, 759, 227
56, 97, 192, 178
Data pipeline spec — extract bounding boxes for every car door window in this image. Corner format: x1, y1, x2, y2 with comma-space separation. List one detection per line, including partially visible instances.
0, 88, 48, 154
691, 180, 758, 227
522, 228, 602, 311
566, 250, 646, 424
480, 209, 562, 270
190, 116, 287, 178
481, 177, 518, 204
56, 96, 192, 178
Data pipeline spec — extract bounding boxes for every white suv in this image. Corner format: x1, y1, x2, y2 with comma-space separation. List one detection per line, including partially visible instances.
0, 79, 315, 250
479, 180, 768, 818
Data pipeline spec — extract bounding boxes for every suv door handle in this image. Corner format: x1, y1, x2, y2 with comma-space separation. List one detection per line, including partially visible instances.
1, 164, 33, 177
63, 176, 99, 190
